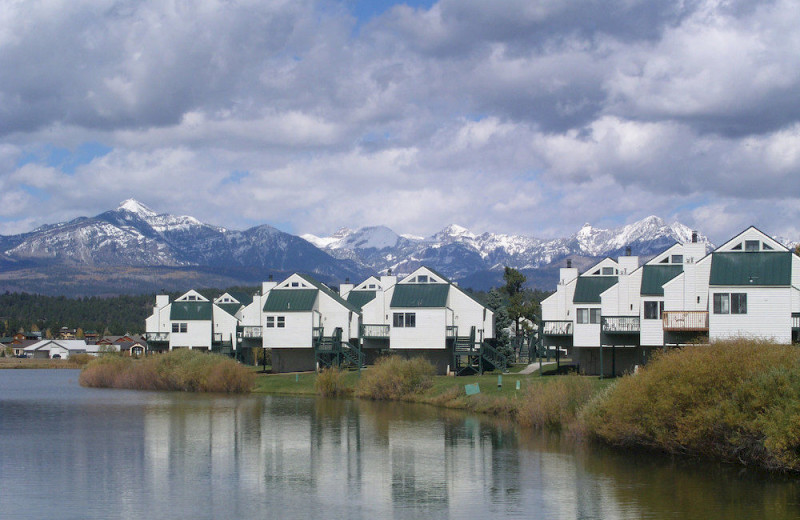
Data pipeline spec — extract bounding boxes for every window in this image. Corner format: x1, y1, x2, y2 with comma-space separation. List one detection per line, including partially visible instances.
418, 275, 428, 283
368, 284, 376, 289
731, 243, 743, 250
731, 293, 747, 314
266, 316, 275, 328
644, 301, 663, 320
713, 293, 730, 314
714, 293, 747, 314
602, 267, 614, 275
577, 308, 600, 324
186, 295, 197, 301
291, 282, 299, 287
671, 255, 683, 264
763, 243, 774, 250
745, 240, 760, 252
172, 323, 187, 333
393, 312, 416, 327
277, 316, 285, 328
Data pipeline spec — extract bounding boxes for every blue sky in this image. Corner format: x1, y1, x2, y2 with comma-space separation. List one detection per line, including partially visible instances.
1, 0, 799, 243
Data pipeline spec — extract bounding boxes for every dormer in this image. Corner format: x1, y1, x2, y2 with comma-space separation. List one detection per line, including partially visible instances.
584, 258, 620, 277
355, 276, 382, 291
277, 273, 315, 289
175, 290, 208, 302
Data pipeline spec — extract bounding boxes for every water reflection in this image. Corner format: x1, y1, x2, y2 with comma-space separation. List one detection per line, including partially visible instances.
1, 370, 799, 520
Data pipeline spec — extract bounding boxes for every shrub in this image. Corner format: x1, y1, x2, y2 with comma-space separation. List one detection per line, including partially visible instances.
315, 367, 352, 397
355, 356, 435, 400
517, 375, 598, 431
79, 349, 254, 393
581, 339, 800, 471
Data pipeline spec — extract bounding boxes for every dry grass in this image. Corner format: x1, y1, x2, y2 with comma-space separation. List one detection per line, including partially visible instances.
354, 356, 436, 400
79, 349, 254, 393
516, 375, 598, 432
581, 339, 800, 471
315, 367, 353, 397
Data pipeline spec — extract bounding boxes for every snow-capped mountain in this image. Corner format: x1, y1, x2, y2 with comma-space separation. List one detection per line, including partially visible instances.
304, 216, 712, 283
0, 201, 733, 295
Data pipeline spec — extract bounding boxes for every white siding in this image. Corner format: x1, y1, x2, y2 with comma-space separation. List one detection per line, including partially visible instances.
264, 313, 314, 349
709, 287, 792, 343
317, 292, 354, 338
170, 321, 212, 350
390, 308, 447, 349
640, 297, 664, 346
212, 306, 239, 346
448, 288, 492, 340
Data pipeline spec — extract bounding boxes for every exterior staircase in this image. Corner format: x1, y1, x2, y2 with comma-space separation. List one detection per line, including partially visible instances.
314, 327, 365, 371
452, 326, 509, 376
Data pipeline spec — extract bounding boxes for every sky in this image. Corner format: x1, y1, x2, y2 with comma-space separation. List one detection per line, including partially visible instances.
1, 0, 800, 244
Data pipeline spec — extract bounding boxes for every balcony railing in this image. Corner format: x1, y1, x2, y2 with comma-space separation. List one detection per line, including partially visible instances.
212, 333, 223, 343
446, 325, 458, 338
662, 311, 709, 331
241, 326, 262, 338
145, 332, 170, 343
541, 321, 573, 336
602, 316, 640, 333
361, 324, 390, 338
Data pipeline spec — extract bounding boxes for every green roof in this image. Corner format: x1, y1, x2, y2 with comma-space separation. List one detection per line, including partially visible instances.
217, 303, 242, 316
347, 290, 377, 310
390, 283, 449, 308
170, 301, 213, 321
573, 276, 618, 303
296, 273, 361, 313
709, 252, 792, 286
227, 291, 253, 306
640, 265, 683, 296
263, 289, 318, 312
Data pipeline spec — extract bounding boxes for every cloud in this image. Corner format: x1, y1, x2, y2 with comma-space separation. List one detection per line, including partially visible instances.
0, 0, 799, 244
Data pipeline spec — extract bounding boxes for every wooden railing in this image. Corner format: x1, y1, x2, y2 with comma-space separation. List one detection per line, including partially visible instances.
602, 316, 640, 333
212, 333, 223, 343
541, 321, 573, 336
145, 332, 169, 342
662, 311, 709, 331
241, 326, 262, 338
446, 325, 458, 338
360, 324, 390, 338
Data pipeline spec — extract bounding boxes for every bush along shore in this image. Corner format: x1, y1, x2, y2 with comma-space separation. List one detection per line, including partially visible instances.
79, 349, 254, 393
261, 341, 800, 473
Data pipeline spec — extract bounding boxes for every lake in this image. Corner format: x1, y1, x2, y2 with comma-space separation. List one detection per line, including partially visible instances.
0, 369, 798, 519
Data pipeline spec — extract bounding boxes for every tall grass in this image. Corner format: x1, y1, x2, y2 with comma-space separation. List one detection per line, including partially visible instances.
315, 367, 352, 397
517, 375, 598, 432
79, 349, 254, 393
581, 339, 800, 471
355, 356, 435, 400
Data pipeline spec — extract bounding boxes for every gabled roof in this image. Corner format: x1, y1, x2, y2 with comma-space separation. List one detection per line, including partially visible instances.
227, 291, 253, 306
175, 289, 209, 302
347, 290, 377, 310
573, 276, 618, 303
400, 265, 450, 284
217, 303, 242, 317
391, 283, 449, 308
296, 273, 361, 313
640, 265, 683, 296
170, 301, 213, 321
263, 289, 318, 312
709, 252, 792, 286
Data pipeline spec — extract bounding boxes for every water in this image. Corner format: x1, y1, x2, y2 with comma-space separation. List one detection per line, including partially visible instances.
1, 370, 799, 520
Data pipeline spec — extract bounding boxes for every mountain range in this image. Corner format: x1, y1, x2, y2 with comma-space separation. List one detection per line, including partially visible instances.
0, 199, 718, 295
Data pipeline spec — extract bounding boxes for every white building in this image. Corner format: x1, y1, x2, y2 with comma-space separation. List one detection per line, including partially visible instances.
541, 227, 800, 376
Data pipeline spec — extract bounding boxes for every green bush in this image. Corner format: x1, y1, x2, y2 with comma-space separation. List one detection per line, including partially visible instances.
315, 367, 352, 397
581, 339, 800, 471
79, 349, 254, 393
355, 356, 436, 400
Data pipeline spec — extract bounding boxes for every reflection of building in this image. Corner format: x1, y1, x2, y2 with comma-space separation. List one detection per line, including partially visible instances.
542, 227, 800, 376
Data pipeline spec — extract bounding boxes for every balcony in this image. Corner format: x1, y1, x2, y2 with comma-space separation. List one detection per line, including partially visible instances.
446, 325, 458, 338
541, 321, 573, 336
602, 316, 640, 334
241, 326, 262, 339
212, 333, 223, 344
662, 311, 709, 332
361, 324, 390, 338
145, 332, 170, 343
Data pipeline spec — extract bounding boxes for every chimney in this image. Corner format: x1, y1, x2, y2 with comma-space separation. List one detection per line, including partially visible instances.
339, 278, 354, 299
692, 231, 698, 243
626, 246, 632, 256
566, 259, 572, 268
268, 274, 273, 281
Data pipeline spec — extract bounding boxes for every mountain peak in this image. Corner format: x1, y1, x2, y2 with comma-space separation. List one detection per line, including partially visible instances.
117, 199, 157, 217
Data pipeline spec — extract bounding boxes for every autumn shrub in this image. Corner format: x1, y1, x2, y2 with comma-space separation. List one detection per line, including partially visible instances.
581, 339, 800, 471
355, 356, 436, 400
516, 375, 598, 431
315, 367, 352, 397
79, 349, 254, 393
